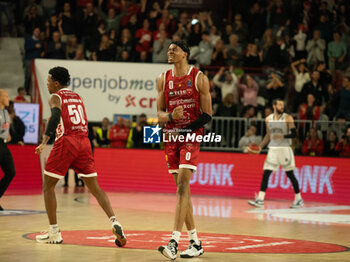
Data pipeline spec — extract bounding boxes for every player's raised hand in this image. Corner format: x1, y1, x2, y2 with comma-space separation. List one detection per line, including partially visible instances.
35, 143, 46, 155
172, 106, 183, 120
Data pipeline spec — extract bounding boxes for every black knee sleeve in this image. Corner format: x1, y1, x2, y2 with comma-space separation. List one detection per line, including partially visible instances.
286, 170, 300, 194
260, 170, 273, 192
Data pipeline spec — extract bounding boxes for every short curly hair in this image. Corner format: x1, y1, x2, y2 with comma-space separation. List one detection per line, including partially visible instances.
49, 66, 70, 86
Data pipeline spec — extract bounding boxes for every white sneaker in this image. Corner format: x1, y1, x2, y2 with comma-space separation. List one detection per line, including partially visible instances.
180, 240, 204, 258
36, 230, 63, 244
158, 239, 178, 260
248, 198, 264, 208
290, 199, 304, 208
112, 221, 127, 247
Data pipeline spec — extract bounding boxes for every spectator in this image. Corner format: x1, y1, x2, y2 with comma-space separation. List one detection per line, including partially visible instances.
13, 88, 28, 103
116, 28, 134, 60
260, 28, 275, 61
314, 14, 333, 43
109, 117, 130, 148
187, 20, 203, 48
238, 74, 259, 107
293, 25, 307, 60
45, 14, 59, 41
96, 33, 115, 61
96, 117, 110, 147
24, 27, 43, 93
300, 71, 328, 106
91, 20, 107, 51
80, 2, 98, 51
291, 58, 310, 110
247, 2, 266, 42
58, 2, 75, 43
0, 0, 14, 36
152, 29, 171, 63
232, 13, 248, 46
336, 76, 350, 120
222, 24, 233, 44
191, 31, 213, 65
335, 127, 350, 157
131, 113, 151, 148
74, 46, 86, 60
242, 105, 256, 118
23, 0, 43, 18
238, 125, 262, 152
47, 31, 66, 59
97, 0, 126, 33
323, 85, 339, 120
302, 127, 324, 156
213, 66, 238, 104
226, 34, 243, 66
264, 36, 290, 68
324, 130, 339, 157
66, 35, 79, 59
208, 25, 220, 47
24, 5, 43, 36
215, 93, 238, 117
243, 43, 262, 68
135, 18, 152, 60
211, 39, 227, 66
327, 32, 347, 71
306, 30, 326, 66
268, 0, 289, 30
299, 93, 321, 122
265, 70, 285, 106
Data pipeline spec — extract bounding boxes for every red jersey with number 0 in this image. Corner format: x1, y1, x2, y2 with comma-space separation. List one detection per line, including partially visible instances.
164, 66, 202, 132
53, 88, 88, 139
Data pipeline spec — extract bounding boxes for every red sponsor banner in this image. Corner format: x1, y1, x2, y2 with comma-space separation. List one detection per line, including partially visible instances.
95, 149, 350, 204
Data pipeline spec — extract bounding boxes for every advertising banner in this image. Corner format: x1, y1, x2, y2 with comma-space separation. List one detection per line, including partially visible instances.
13, 103, 39, 144
34, 59, 171, 121
94, 149, 350, 205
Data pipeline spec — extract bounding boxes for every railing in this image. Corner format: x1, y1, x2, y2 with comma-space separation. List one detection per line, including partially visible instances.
201, 117, 350, 152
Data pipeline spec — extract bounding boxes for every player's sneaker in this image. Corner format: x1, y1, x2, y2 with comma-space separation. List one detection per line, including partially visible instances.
290, 199, 304, 208
36, 230, 63, 244
158, 239, 178, 260
112, 221, 127, 247
180, 240, 204, 258
248, 198, 264, 208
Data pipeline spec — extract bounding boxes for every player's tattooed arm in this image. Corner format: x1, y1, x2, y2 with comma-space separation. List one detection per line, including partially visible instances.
157, 72, 183, 124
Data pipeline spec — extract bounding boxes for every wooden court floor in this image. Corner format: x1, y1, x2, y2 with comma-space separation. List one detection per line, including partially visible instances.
1, 187, 349, 262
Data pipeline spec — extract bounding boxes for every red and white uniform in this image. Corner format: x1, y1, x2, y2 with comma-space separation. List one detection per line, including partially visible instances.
44, 88, 97, 179
163, 66, 202, 173
109, 125, 130, 148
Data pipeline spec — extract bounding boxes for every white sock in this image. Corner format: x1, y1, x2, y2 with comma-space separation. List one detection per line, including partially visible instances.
49, 224, 59, 233
188, 228, 200, 245
295, 193, 302, 201
109, 216, 117, 223
258, 191, 265, 200
171, 231, 181, 243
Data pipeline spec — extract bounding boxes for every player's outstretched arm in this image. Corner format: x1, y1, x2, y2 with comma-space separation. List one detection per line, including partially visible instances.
35, 95, 62, 154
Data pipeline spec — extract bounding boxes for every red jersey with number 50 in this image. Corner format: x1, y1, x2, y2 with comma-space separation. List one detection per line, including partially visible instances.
53, 88, 88, 139
164, 66, 202, 132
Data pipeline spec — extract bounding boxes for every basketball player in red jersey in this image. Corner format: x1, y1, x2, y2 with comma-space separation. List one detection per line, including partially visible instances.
157, 41, 212, 259
35, 67, 126, 246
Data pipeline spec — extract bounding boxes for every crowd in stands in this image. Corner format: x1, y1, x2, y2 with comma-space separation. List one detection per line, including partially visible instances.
2, 0, 350, 156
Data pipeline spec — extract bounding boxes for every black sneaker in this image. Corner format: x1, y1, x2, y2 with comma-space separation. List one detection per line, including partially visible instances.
180, 240, 204, 258
158, 239, 178, 260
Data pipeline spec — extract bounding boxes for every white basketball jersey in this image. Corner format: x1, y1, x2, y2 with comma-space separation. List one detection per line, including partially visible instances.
267, 113, 291, 147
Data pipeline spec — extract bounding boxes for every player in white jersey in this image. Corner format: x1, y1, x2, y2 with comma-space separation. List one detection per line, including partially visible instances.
248, 99, 304, 208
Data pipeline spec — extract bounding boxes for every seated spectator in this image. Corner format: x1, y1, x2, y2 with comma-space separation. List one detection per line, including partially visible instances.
243, 43, 262, 68
238, 74, 259, 107
47, 31, 66, 59
96, 33, 115, 61
211, 39, 227, 66
109, 117, 130, 148
238, 125, 262, 152
13, 88, 28, 103
327, 31, 347, 70
213, 66, 238, 104
335, 127, 350, 157
96, 117, 110, 147
226, 34, 243, 66
324, 130, 339, 157
215, 93, 237, 117
242, 105, 256, 119
336, 76, 350, 120
152, 30, 171, 63
302, 127, 324, 156
66, 35, 79, 59
131, 113, 152, 148
299, 93, 321, 122
306, 30, 325, 66
190, 31, 213, 65
74, 46, 86, 60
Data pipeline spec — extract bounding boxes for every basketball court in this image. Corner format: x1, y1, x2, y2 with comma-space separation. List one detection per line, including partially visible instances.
1, 185, 349, 262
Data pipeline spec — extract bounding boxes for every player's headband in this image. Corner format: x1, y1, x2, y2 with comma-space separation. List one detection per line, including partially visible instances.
170, 41, 190, 58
